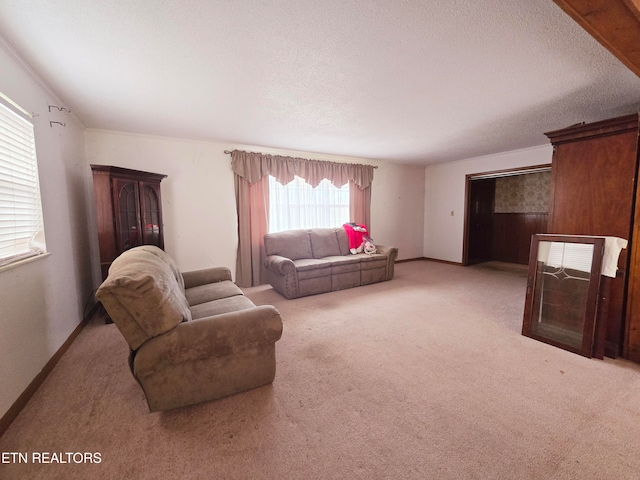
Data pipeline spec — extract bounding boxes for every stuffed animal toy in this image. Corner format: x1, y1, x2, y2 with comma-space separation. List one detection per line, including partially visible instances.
363, 239, 377, 255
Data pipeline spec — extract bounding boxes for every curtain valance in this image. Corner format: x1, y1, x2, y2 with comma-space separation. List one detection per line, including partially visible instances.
230, 150, 374, 189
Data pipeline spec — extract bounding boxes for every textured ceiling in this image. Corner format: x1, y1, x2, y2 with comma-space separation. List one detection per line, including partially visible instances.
0, 0, 639, 165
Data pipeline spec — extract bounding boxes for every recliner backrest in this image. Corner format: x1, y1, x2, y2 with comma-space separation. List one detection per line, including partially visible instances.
96, 246, 192, 351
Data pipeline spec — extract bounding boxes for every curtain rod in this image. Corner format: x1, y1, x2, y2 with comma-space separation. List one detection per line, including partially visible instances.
223, 150, 378, 168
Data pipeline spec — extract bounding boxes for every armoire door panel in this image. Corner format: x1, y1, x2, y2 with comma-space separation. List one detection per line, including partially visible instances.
548, 131, 637, 244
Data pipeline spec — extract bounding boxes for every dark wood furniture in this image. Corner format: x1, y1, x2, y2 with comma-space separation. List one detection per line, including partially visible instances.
626, 196, 640, 361
544, 114, 639, 358
91, 165, 167, 279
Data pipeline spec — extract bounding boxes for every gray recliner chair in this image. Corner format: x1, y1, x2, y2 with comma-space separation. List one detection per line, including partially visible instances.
96, 245, 283, 412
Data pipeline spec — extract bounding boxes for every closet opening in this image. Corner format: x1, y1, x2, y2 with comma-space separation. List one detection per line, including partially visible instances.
463, 164, 552, 267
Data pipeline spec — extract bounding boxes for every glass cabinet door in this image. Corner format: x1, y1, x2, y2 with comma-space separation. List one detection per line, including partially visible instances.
115, 179, 141, 252
140, 182, 163, 248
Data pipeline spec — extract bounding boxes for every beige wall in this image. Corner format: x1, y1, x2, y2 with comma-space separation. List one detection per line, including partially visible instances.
423, 145, 553, 263
84, 130, 426, 286
0, 41, 94, 418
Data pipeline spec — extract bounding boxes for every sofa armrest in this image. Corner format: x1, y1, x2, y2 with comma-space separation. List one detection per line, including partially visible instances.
376, 245, 398, 260
181, 267, 232, 289
264, 255, 296, 275
375, 245, 399, 280
133, 305, 283, 377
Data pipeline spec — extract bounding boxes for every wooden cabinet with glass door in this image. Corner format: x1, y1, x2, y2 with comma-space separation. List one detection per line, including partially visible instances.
91, 165, 167, 279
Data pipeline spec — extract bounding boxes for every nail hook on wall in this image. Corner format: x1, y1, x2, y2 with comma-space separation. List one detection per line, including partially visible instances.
48, 105, 70, 127
48, 105, 71, 113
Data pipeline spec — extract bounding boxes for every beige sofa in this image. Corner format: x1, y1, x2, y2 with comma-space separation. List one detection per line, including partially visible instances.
96, 245, 283, 412
264, 228, 398, 299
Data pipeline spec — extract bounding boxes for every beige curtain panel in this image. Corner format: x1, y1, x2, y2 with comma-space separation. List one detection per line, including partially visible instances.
231, 150, 374, 287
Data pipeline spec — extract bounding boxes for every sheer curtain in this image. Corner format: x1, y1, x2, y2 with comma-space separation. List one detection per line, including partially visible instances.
231, 150, 374, 287
268, 175, 350, 233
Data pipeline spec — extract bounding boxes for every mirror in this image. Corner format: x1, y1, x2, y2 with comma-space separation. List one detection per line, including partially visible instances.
522, 235, 604, 357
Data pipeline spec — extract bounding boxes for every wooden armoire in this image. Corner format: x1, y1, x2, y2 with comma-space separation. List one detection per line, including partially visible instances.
544, 114, 640, 359
91, 165, 167, 279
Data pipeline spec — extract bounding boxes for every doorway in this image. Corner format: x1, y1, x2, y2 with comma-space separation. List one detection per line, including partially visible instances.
463, 165, 552, 267
467, 178, 495, 265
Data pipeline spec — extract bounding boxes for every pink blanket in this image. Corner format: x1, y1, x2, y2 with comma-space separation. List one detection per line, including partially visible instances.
343, 223, 369, 250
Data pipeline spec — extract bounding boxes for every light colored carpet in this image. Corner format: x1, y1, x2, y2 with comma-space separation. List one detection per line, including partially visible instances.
1, 260, 640, 479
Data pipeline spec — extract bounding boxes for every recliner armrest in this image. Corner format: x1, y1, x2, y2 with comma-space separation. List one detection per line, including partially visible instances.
181, 267, 232, 289
133, 305, 283, 377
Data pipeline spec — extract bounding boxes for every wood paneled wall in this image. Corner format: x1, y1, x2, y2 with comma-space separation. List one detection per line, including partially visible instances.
492, 213, 547, 264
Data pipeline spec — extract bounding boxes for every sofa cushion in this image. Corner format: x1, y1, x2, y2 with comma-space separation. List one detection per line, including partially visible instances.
190, 295, 256, 320
322, 255, 361, 274
96, 247, 192, 351
322, 255, 361, 266
309, 228, 342, 258
264, 229, 312, 260
185, 280, 243, 306
293, 258, 333, 272
335, 228, 352, 256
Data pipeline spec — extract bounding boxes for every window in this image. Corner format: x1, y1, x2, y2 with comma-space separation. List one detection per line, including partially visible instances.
268, 175, 349, 233
0, 95, 46, 267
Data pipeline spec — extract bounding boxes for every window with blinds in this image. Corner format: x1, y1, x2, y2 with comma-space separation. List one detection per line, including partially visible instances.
0, 96, 46, 267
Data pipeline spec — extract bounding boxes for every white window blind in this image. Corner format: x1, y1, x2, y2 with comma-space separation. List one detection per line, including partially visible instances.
544, 242, 594, 273
0, 98, 46, 266
268, 175, 349, 233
